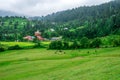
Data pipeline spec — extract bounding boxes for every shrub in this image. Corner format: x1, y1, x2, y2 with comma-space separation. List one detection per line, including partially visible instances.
49, 41, 55, 49
70, 41, 79, 49
112, 38, 120, 47
80, 37, 90, 48
90, 38, 102, 48
49, 41, 63, 49
8, 45, 22, 50
33, 42, 41, 48
0, 47, 5, 52
63, 41, 69, 49
0, 43, 5, 52
56, 41, 63, 49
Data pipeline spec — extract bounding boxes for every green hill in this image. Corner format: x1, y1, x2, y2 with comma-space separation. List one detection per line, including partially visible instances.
0, 0, 120, 41
42, 0, 120, 23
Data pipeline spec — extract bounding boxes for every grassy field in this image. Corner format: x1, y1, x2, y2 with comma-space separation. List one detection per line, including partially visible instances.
0, 41, 50, 49
0, 47, 120, 80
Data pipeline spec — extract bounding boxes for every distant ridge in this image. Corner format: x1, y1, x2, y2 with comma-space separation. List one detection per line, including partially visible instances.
30, 0, 120, 22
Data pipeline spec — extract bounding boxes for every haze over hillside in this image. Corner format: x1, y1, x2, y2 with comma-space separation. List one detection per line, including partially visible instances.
0, 10, 25, 17
32, 0, 120, 22
0, 0, 111, 16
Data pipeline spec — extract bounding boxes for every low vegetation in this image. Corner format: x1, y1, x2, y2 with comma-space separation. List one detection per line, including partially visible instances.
8, 45, 22, 50
49, 36, 120, 50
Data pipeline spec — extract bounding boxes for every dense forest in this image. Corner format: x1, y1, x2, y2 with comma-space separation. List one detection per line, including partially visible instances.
0, 0, 120, 41
41, 0, 120, 39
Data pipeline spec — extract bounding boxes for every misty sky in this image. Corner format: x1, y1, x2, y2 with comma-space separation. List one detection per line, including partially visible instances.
0, 0, 111, 16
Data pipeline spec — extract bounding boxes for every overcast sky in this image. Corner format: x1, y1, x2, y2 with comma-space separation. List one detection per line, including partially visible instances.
0, 0, 111, 16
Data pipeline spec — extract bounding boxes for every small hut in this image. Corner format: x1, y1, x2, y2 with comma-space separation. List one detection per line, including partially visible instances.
35, 30, 44, 40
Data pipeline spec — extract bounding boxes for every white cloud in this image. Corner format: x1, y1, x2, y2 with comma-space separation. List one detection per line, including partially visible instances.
0, 0, 111, 16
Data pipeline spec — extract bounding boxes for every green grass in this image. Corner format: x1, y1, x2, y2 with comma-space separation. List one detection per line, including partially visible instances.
0, 47, 120, 80
0, 42, 34, 48
0, 41, 50, 49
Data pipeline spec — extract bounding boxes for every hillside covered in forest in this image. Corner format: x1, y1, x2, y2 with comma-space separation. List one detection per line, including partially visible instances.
0, 0, 120, 41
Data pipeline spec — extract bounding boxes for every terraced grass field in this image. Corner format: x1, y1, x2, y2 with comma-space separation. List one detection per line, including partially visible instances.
0, 47, 120, 80
0, 42, 50, 49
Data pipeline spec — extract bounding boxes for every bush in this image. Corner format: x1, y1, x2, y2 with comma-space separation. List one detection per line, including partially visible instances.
0, 47, 5, 52
112, 38, 120, 47
0, 43, 5, 52
80, 37, 90, 48
70, 41, 79, 49
90, 38, 102, 48
8, 45, 22, 50
49, 41, 56, 49
63, 41, 69, 49
33, 42, 41, 48
49, 41, 63, 49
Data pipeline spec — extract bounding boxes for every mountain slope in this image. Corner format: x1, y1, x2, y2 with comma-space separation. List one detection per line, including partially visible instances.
41, 0, 120, 23
0, 0, 120, 41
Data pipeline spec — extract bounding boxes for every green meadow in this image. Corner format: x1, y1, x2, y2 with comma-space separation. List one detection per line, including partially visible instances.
0, 42, 50, 49
0, 45, 120, 80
